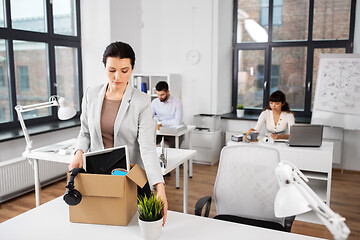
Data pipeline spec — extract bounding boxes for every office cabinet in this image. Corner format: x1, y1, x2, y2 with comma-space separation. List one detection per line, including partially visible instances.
191, 129, 222, 165
131, 73, 181, 99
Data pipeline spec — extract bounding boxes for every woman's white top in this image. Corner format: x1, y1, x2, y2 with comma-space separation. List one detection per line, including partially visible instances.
254, 109, 295, 136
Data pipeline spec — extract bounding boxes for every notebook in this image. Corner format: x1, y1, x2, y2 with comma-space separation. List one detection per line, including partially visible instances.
288, 124, 323, 147
83, 145, 130, 174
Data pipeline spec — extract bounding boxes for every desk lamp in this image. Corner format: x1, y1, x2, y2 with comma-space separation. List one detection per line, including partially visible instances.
275, 161, 350, 240
15, 96, 76, 154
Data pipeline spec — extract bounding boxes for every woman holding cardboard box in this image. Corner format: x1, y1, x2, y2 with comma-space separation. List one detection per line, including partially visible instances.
68, 41, 168, 226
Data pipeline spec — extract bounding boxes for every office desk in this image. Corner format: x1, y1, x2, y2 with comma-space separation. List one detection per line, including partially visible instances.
227, 140, 334, 223
0, 197, 324, 240
24, 139, 195, 213
157, 125, 196, 188
158, 147, 196, 213
23, 138, 76, 207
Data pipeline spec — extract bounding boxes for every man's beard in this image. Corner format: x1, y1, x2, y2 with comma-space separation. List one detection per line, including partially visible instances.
160, 95, 169, 102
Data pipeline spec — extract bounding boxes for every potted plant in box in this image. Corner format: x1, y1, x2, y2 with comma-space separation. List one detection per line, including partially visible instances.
138, 194, 164, 240
236, 104, 245, 118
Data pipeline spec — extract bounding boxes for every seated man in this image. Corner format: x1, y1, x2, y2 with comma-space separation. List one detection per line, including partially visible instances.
151, 81, 183, 147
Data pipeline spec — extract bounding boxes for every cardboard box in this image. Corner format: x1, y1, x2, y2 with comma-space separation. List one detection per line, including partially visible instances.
69, 164, 147, 226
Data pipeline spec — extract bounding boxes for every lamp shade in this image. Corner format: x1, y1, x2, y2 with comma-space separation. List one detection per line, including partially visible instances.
57, 97, 76, 120
274, 184, 311, 217
244, 19, 268, 42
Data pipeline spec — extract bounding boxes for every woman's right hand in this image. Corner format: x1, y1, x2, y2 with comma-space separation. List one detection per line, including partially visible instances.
68, 150, 84, 171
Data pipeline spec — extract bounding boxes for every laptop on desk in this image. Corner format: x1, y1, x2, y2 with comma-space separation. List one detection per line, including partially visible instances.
288, 124, 323, 147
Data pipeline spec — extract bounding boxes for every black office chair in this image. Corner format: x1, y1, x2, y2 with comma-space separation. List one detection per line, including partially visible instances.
195, 145, 295, 232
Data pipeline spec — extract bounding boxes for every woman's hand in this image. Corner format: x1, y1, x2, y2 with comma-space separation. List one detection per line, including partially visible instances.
68, 150, 84, 171
271, 133, 280, 140
155, 182, 168, 226
271, 133, 289, 140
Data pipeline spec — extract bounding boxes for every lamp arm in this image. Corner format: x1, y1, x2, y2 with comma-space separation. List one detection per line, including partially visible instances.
14, 98, 58, 153
16, 101, 58, 112
15, 106, 33, 153
293, 170, 350, 240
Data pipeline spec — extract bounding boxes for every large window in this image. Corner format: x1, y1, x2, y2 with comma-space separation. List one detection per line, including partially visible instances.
0, 0, 82, 130
234, 0, 356, 118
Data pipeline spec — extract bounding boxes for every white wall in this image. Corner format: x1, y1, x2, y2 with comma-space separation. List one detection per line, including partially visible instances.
140, 0, 233, 124
109, 0, 143, 71
80, 0, 111, 89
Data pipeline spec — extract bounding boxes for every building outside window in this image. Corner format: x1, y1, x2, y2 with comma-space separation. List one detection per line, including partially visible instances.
234, 0, 355, 118
0, 66, 4, 88
18, 66, 29, 90
0, 0, 82, 129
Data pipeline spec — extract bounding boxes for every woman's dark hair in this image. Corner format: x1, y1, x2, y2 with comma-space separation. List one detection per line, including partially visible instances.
265, 90, 292, 113
102, 41, 136, 69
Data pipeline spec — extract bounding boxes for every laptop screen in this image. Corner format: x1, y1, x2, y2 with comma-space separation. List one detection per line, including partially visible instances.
83, 145, 129, 174
289, 124, 323, 147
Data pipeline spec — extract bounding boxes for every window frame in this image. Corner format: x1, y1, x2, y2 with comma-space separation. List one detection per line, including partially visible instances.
232, 0, 356, 120
0, 0, 83, 131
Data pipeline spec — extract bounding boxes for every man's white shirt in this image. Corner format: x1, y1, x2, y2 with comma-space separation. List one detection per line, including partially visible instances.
151, 95, 183, 126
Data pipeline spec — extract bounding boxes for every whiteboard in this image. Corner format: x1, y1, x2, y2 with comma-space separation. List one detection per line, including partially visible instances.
311, 53, 360, 130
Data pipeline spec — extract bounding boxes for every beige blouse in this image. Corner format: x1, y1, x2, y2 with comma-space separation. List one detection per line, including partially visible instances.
100, 98, 121, 148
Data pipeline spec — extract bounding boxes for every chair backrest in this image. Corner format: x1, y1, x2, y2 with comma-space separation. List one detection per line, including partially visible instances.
213, 145, 284, 225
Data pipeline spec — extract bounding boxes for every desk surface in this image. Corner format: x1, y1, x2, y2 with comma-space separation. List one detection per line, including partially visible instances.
0, 197, 324, 240
227, 139, 334, 155
158, 147, 196, 175
23, 138, 76, 163
156, 125, 196, 137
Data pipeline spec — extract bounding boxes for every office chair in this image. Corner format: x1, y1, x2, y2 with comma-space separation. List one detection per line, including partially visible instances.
195, 145, 295, 232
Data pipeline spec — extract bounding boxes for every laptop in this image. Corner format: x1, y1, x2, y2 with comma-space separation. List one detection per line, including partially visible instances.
288, 124, 323, 147
83, 145, 130, 174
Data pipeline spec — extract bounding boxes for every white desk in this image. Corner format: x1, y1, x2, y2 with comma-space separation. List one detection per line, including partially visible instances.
227, 140, 334, 223
158, 147, 196, 213
22, 138, 76, 207
23, 139, 195, 213
157, 125, 196, 188
0, 197, 324, 240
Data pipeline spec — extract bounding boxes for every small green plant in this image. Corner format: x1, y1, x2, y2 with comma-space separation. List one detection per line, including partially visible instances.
236, 104, 244, 110
137, 194, 164, 222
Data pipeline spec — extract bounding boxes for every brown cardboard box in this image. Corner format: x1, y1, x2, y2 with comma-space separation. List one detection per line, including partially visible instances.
69, 164, 147, 226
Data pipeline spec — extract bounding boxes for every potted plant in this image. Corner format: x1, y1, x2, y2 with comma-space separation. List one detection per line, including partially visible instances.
138, 194, 164, 240
236, 104, 245, 118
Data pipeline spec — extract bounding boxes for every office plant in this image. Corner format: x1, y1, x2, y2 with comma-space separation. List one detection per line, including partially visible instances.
236, 104, 245, 118
137, 194, 164, 240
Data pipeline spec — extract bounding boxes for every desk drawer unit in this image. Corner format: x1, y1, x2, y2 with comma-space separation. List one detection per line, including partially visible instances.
191, 130, 222, 165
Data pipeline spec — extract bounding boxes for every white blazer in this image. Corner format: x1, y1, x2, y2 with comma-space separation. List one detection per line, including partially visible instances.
75, 83, 164, 187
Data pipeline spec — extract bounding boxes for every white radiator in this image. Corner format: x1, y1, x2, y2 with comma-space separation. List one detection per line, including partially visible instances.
0, 157, 68, 203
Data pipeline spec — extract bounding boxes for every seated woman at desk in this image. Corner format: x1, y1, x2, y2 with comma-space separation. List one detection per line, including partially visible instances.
252, 90, 295, 140
68, 41, 167, 225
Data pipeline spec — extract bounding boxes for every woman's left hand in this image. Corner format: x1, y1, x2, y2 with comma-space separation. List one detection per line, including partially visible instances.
155, 182, 168, 226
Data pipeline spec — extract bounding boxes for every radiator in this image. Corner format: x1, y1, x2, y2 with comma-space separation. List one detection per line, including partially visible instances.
0, 157, 68, 203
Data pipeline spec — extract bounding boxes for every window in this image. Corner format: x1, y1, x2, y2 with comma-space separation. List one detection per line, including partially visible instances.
0, 0, 5, 27
0, 107, 5, 122
233, 0, 355, 119
17, 66, 29, 90
260, 0, 282, 26
0, 66, 4, 87
0, 0, 82, 129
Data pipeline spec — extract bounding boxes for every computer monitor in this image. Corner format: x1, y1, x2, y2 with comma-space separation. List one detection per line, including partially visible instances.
83, 145, 129, 174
